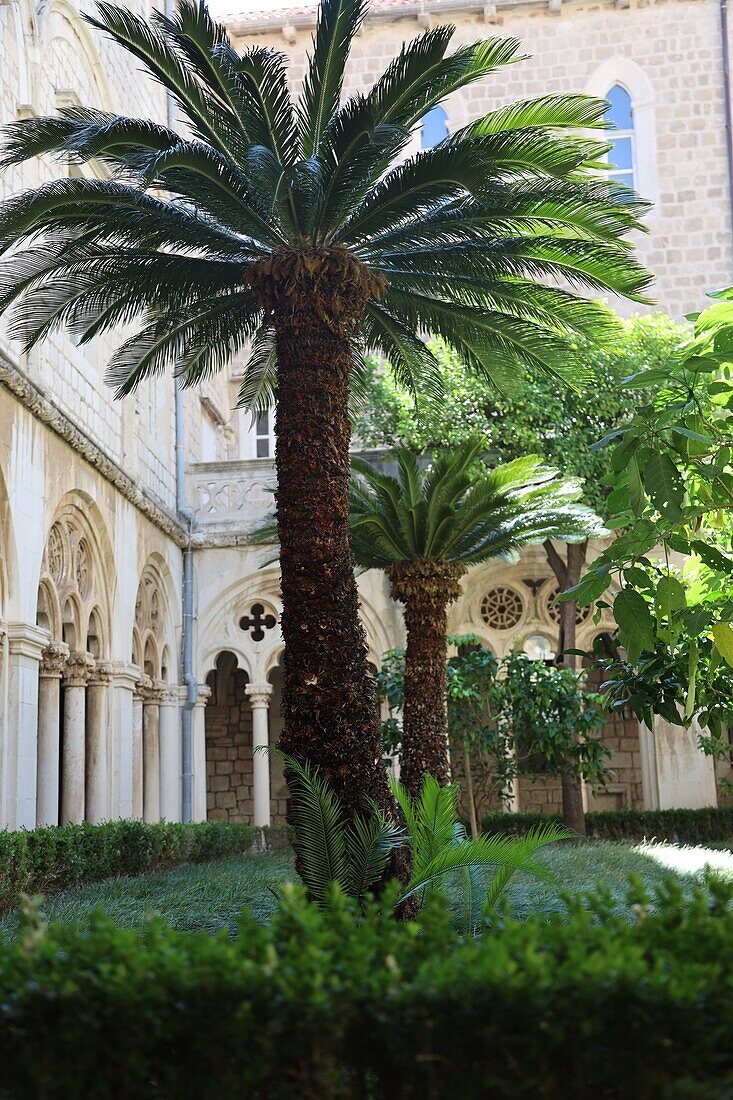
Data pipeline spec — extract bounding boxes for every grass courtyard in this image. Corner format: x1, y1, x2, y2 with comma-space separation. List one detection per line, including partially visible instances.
3, 839, 732, 940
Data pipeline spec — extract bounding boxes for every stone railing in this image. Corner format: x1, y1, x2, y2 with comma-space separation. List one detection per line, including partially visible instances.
187, 449, 394, 545
188, 459, 276, 543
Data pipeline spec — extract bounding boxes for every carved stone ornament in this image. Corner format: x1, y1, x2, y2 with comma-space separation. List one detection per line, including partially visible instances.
63, 651, 95, 687
89, 661, 115, 685
47, 524, 65, 583
479, 586, 524, 630
75, 538, 91, 598
40, 640, 70, 677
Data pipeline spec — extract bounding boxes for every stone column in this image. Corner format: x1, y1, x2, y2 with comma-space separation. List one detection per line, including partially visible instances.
639, 723, 661, 810
61, 652, 94, 826
6, 624, 50, 830
192, 684, 211, 822
36, 641, 69, 827
142, 679, 164, 823
86, 662, 113, 824
111, 664, 139, 820
159, 688, 180, 822
245, 682, 272, 827
131, 676, 148, 820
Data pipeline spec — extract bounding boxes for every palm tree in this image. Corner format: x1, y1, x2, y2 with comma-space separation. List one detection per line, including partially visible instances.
349, 439, 605, 796
0, 0, 649, 821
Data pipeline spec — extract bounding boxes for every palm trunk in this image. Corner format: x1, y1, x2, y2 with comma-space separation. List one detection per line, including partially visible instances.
388, 560, 464, 797
545, 539, 588, 836
251, 248, 392, 821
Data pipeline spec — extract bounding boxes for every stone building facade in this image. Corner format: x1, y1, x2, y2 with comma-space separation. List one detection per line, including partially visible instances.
0, 0, 724, 834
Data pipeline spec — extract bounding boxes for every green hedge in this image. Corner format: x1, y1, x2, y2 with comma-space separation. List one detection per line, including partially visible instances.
1, 877, 732, 1098
482, 805, 733, 843
0, 819, 290, 913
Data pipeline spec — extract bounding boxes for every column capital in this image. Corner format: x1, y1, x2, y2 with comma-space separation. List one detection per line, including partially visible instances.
89, 661, 115, 686
40, 640, 70, 677
140, 678, 165, 704
159, 686, 179, 706
63, 651, 95, 687
6, 622, 50, 661
194, 684, 212, 709
245, 682, 273, 708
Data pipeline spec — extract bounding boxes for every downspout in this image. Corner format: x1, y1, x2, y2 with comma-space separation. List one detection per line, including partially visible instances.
720, 0, 733, 262
165, 0, 198, 823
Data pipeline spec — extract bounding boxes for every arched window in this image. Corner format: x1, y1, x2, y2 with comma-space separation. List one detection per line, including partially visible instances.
604, 84, 635, 189
421, 105, 448, 149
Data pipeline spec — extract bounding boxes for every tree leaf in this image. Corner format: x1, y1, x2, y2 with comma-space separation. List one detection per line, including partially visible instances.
613, 589, 655, 664
642, 452, 684, 520
712, 622, 733, 668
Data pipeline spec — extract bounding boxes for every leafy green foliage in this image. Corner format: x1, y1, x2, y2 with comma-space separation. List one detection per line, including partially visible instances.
282, 753, 569, 926
1, 875, 733, 1097
0, 0, 650, 405
355, 314, 685, 515
379, 645, 610, 809
350, 438, 604, 570
0, 819, 288, 914
573, 294, 733, 740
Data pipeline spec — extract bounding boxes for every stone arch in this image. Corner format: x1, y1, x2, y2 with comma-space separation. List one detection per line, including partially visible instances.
203, 649, 255, 824
133, 556, 178, 682
197, 568, 283, 684
39, 0, 115, 112
39, 492, 114, 658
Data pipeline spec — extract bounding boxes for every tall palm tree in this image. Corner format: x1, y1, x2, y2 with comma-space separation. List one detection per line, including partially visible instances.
0, 0, 649, 821
349, 440, 606, 796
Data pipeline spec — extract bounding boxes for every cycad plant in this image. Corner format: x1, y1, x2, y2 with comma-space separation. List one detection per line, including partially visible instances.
350, 439, 606, 794
285, 753, 569, 930
0, 0, 649, 820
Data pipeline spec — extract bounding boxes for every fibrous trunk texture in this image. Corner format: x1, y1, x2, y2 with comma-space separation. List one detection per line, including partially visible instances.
545, 539, 588, 836
250, 248, 392, 823
389, 559, 464, 797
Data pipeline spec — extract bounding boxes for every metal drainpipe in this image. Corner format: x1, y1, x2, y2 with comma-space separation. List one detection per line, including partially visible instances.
165, 0, 198, 823
721, 0, 733, 267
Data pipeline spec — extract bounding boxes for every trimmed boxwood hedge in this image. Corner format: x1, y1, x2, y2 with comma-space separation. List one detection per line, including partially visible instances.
0, 877, 732, 1098
0, 819, 290, 913
482, 805, 733, 843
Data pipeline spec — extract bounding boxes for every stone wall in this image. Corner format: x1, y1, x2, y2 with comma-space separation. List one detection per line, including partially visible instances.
229, 0, 732, 323
205, 661, 255, 823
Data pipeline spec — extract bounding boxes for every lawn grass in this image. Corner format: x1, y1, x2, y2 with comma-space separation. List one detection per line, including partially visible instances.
1, 840, 731, 939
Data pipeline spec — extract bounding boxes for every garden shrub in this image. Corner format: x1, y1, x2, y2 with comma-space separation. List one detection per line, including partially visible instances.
0, 820, 290, 913
481, 805, 733, 843
0, 877, 732, 1098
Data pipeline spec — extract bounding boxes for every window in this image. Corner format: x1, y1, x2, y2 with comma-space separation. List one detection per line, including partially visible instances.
421, 105, 448, 149
201, 413, 218, 462
255, 409, 274, 458
604, 84, 635, 189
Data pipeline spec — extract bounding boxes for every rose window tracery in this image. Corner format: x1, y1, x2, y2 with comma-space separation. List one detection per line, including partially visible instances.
546, 586, 593, 626
479, 586, 524, 630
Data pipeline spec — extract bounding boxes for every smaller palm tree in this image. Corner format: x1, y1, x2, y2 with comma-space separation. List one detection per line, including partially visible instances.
349, 438, 605, 795
282, 752, 569, 928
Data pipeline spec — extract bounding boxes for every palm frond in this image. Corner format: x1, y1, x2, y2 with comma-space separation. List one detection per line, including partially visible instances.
275, 752, 351, 903
344, 805, 405, 899
299, 0, 368, 157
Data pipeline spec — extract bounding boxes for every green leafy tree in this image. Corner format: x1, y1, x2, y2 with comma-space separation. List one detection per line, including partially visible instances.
0, 0, 649, 824
379, 642, 609, 834
356, 314, 685, 828
572, 292, 733, 753
350, 439, 603, 795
